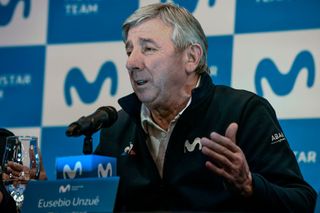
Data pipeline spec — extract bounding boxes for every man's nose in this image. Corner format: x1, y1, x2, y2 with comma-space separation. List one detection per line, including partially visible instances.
126, 49, 143, 72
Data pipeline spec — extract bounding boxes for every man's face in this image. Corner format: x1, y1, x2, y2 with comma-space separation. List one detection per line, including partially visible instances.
125, 18, 188, 108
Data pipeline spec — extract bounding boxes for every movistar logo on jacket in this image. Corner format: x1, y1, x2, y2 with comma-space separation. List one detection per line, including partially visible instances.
184, 137, 202, 153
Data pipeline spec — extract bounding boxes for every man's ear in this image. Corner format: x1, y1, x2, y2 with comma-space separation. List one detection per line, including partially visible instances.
185, 43, 203, 74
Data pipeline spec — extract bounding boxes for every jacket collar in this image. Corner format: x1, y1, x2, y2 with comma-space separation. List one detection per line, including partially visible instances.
118, 72, 215, 121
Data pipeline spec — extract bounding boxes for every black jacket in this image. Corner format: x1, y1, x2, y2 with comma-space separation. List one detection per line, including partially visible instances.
95, 73, 316, 212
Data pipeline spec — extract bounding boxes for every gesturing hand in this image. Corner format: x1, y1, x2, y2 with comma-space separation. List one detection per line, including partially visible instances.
200, 123, 253, 197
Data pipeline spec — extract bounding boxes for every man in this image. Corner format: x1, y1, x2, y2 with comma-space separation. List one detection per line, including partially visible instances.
95, 3, 316, 212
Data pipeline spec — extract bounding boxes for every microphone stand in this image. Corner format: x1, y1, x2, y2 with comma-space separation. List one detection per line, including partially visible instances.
83, 134, 93, 155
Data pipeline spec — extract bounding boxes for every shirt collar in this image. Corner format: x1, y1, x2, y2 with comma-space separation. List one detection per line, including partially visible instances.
140, 76, 201, 133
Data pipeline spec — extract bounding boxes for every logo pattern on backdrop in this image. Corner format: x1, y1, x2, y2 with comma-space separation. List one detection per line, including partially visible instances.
64, 61, 118, 106
160, 0, 216, 13
255, 50, 315, 97
1, 0, 319, 191
0, 0, 31, 26
236, 0, 320, 33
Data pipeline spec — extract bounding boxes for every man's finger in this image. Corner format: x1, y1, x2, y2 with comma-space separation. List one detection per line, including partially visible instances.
201, 146, 234, 169
7, 161, 23, 171
225, 122, 238, 144
204, 161, 234, 182
201, 137, 239, 160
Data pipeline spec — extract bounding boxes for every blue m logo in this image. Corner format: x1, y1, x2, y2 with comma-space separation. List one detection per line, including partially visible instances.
97, 163, 113, 177
255, 50, 315, 97
0, 0, 31, 26
64, 61, 118, 106
160, 0, 216, 13
63, 161, 82, 179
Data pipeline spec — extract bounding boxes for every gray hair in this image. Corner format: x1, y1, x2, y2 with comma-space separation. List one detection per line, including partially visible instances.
122, 3, 209, 74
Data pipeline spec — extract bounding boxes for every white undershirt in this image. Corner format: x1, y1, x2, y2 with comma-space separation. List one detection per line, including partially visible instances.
140, 77, 200, 177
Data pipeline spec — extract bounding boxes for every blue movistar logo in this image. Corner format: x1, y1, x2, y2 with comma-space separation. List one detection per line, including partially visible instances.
0, 0, 31, 26
64, 61, 118, 106
255, 50, 315, 97
160, 0, 215, 13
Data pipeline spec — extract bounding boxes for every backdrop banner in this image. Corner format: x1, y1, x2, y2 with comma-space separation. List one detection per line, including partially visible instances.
0, 0, 319, 192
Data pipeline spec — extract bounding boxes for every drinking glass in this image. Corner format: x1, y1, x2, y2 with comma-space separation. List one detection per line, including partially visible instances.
1, 136, 40, 210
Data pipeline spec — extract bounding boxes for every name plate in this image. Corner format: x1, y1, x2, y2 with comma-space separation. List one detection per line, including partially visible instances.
21, 177, 119, 213
56, 154, 117, 179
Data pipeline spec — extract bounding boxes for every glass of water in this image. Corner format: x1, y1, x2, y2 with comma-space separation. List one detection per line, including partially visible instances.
1, 136, 40, 211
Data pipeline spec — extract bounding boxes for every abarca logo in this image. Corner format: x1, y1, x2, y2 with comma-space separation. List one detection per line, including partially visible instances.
271, 132, 286, 144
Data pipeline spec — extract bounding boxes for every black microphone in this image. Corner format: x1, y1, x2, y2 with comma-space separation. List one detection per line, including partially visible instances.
66, 106, 118, 137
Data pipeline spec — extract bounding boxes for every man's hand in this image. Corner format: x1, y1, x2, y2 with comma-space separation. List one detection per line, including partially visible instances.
3, 161, 38, 183
200, 123, 253, 197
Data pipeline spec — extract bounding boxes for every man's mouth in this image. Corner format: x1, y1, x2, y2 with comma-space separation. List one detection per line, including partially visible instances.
136, 80, 147, 86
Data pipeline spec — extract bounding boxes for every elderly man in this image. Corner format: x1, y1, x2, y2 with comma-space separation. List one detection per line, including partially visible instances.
95, 3, 316, 212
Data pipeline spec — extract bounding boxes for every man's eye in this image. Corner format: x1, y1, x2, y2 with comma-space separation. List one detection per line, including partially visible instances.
143, 47, 156, 53
126, 51, 132, 56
